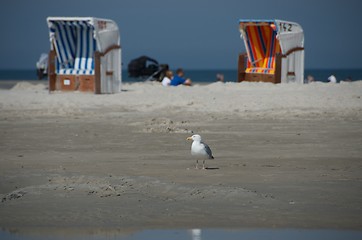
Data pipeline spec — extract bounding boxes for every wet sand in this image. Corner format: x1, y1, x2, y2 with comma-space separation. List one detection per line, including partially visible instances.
0, 81, 362, 234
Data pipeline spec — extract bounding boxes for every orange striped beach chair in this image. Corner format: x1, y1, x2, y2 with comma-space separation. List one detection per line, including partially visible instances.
238, 19, 305, 84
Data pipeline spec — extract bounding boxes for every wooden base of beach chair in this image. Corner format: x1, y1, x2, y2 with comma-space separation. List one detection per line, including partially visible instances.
56, 75, 95, 92
244, 73, 280, 84
78, 75, 95, 92
58, 75, 77, 91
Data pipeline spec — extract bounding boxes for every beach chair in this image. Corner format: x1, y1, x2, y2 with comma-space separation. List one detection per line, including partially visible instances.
47, 17, 121, 93
238, 19, 304, 83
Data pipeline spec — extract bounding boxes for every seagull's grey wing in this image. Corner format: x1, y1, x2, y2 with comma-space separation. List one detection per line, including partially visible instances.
201, 142, 214, 159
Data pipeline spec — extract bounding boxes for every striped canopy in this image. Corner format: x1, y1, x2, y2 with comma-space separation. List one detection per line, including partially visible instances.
48, 17, 120, 77
239, 19, 303, 74
48, 20, 97, 75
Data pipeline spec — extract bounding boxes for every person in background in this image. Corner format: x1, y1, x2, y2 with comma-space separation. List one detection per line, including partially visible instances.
328, 74, 337, 83
36, 53, 48, 80
344, 76, 352, 82
170, 68, 192, 86
306, 75, 315, 83
161, 70, 173, 87
216, 73, 224, 82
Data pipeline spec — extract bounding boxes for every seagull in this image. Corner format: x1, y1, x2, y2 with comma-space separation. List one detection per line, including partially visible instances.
186, 134, 214, 169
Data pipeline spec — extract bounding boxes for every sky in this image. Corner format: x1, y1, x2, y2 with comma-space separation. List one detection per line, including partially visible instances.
0, 0, 361, 70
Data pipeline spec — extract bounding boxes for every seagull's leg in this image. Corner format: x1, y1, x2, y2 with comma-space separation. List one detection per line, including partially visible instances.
202, 160, 206, 170
195, 159, 199, 169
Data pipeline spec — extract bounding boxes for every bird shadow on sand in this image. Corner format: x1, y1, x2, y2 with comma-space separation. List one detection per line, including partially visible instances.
205, 167, 219, 170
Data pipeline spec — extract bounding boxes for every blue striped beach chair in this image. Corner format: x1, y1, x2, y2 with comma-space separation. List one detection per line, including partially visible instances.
47, 17, 121, 93
238, 19, 305, 84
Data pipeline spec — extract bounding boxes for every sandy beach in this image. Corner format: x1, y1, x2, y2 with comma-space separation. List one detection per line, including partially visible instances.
0, 80, 362, 235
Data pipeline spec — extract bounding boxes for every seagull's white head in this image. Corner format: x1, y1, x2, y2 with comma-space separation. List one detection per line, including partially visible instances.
186, 134, 202, 142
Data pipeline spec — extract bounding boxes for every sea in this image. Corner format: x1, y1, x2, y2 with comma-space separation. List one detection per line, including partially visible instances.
0, 69, 361, 83
1, 228, 362, 240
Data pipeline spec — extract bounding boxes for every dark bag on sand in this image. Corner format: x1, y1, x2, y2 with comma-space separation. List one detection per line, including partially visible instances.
128, 56, 158, 77
128, 56, 168, 81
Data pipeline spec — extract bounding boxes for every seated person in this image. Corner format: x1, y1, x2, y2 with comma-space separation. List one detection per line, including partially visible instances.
161, 70, 173, 87
170, 68, 192, 86
328, 74, 337, 83
216, 73, 224, 82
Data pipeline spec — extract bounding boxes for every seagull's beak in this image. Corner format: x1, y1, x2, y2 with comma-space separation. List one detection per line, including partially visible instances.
186, 137, 192, 141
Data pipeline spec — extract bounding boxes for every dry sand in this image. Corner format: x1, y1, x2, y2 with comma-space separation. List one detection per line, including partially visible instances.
0, 80, 362, 234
